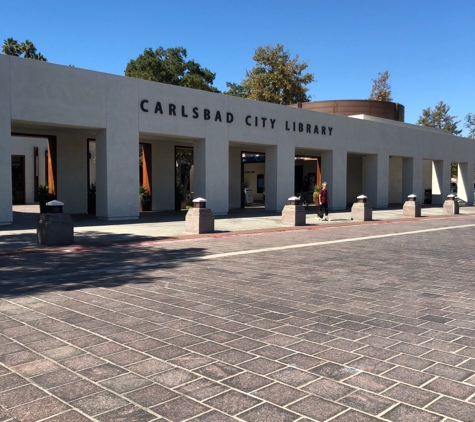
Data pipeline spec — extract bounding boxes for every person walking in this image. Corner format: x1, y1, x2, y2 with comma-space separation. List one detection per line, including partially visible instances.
317, 182, 330, 221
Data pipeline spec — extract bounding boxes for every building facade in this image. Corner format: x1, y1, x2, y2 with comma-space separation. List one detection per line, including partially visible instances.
1, 54, 474, 225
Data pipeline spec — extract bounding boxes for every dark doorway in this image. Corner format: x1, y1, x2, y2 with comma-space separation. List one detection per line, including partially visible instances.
139, 143, 152, 211
175, 146, 193, 210
295, 156, 321, 205
87, 139, 96, 214
295, 165, 303, 196
11, 155, 25, 204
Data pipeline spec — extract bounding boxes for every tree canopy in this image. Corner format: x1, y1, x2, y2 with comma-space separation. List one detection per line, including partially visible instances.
1, 38, 47, 61
226, 43, 314, 105
464, 113, 475, 139
417, 101, 462, 135
368, 70, 392, 102
224, 82, 248, 99
125, 47, 219, 92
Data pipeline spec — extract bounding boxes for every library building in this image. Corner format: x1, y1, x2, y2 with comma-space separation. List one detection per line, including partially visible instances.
1, 54, 474, 225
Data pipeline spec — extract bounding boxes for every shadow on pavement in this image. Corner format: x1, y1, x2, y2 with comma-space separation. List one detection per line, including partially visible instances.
0, 243, 207, 298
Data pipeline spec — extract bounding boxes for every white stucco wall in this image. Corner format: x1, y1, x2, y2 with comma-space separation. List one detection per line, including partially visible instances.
57, 133, 87, 213
347, 156, 363, 204
0, 57, 12, 224
229, 148, 242, 209
150, 140, 175, 211
389, 156, 403, 204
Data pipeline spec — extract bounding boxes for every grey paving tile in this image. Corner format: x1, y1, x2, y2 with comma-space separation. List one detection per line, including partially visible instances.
8, 397, 70, 422
175, 378, 229, 401
151, 396, 210, 421
339, 390, 396, 415
423, 377, 475, 400
125, 384, 178, 407
382, 403, 443, 421
287, 395, 347, 420
150, 367, 198, 388
204, 390, 262, 415
0, 384, 47, 408
95, 404, 156, 422
383, 383, 439, 407
72, 391, 129, 416
99, 373, 152, 394
237, 402, 300, 421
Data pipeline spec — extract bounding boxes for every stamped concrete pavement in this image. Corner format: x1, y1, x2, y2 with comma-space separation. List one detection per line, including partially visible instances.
1, 211, 475, 421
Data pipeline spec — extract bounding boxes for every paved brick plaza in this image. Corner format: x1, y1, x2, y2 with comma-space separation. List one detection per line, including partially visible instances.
1, 215, 475, 421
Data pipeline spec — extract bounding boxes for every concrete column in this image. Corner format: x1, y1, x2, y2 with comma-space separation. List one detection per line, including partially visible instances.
432, 160, 451, 205
194, 127, 229, 215
152, 141, 175, 211
265, 143, 294, 212
402, 157, 413, 201
364, 154, 389, 208
229, 147, 242, 209
96, 75, 139, 220
402, 157, 423, 201
321, 149, 346, 210
0, 56, 12, 225
457, 161, 474, 205
56, 133, 88, 214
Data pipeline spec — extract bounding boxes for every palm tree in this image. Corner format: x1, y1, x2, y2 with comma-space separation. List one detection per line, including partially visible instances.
2, 38, 21, 56
33, 53, 47, 62
20, 39, 37, 58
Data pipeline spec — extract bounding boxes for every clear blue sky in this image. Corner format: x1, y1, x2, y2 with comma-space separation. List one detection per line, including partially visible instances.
2, 0, 474, 136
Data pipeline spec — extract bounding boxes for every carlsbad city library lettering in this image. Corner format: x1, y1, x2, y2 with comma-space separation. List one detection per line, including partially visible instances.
140, 99, 333, 135
1, 53, 474, 224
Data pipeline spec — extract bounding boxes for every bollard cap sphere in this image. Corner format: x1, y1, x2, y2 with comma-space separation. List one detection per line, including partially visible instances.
46, 200, 64, 206
447, 194, 456, 200
357, 195, 367, 203
408, 194, 417, 201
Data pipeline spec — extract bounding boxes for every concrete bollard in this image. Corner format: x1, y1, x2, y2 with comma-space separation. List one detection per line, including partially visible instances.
185, 198, 215, 233
403, 194, 421, 217
443, 194, 459, 215
281, 196, 306, 226
351, 195, 372, 221
37, 200, 74, 246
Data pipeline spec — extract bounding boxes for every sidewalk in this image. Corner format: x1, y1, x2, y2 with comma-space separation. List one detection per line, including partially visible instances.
1, 204, 474, 253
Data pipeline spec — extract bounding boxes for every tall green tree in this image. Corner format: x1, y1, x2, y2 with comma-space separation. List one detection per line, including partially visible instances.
417, 101, 462, 135
125, 47, 219, 92
464, 113, 475, 139
2, 38, 21, 56
224, 82, 248, 98
227, 43, 314, 105
368, 70, 392, 102
2, 38, 47, 61
20, 39, 36, 58
32, 53, 47, 62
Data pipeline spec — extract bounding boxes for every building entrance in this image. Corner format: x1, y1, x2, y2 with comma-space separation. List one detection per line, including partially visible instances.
241, 153, 265, 208
295, 156, 321, 206
11, 155, 25, 205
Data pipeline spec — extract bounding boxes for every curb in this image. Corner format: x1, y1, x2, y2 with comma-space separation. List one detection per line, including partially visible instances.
0, 213, 472, 257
